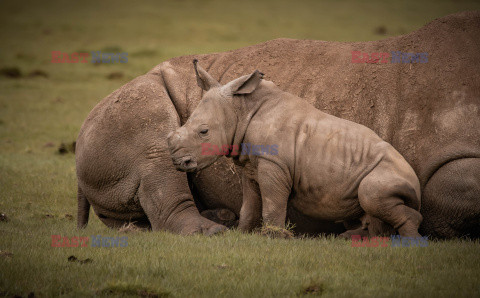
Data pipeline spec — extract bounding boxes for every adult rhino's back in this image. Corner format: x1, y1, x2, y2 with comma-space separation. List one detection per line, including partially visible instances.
152, 11, 480, 237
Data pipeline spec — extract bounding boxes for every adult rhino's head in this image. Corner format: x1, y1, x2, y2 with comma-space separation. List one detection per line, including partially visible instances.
167, 59, 263, 172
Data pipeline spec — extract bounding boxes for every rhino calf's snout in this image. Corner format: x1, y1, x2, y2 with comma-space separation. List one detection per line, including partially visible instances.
173, 156, 198, 172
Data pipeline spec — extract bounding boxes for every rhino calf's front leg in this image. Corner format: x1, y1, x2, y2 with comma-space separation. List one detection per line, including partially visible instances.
238, 171, 262, 232
256, 159, 292, 228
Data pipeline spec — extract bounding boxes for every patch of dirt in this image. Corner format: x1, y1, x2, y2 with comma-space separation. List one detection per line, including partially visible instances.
0, 250, 13, 258
27, 70, 48, 78
374, 25, 387, 35
16, 53, 35, 61
43, 142, 55, 148
216, 263, 228, 269
0, 213, 8, 222
98, 284, 169, 297
138, 289, 163, 298
68, 255, 92, 264
0, 67, 21, 78
107, 71, 124, 80
301, 283, 325, 296
64, 214, 73, 220
58, 141, 76, 154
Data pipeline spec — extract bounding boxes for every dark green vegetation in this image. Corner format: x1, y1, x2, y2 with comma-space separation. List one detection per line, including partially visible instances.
1, 0, 480, 296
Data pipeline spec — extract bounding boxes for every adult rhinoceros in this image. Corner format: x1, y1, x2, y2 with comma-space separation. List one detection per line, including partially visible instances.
76, 11, 480, 238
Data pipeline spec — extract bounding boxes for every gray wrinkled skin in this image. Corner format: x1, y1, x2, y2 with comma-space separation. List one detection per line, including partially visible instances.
168, 62, 422, 237
76, 11, 480, 237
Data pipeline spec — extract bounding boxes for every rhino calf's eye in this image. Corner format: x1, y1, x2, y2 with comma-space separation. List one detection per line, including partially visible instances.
200, 129, 209, 134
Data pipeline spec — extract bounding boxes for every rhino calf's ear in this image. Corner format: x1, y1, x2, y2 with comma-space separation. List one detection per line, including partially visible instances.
193, 59, 221, 91
224, 70, 264, 96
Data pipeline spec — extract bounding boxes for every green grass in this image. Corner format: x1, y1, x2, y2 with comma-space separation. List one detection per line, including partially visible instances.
1, 0, 480, 296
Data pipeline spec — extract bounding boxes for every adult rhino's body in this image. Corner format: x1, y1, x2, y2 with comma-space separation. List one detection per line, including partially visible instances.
76, 11, 480, 238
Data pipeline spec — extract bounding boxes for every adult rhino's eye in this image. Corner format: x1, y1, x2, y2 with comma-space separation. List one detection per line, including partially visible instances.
200, 129, 209, 134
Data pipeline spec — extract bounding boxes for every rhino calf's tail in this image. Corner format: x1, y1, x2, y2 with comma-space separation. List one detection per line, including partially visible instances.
77, 186, 90, 229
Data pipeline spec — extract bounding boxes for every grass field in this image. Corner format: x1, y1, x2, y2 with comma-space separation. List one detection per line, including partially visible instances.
1, 0, 480, 297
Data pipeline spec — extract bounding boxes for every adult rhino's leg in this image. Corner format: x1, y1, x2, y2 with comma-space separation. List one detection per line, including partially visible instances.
421, 158, 480, 239
137, 146, 227, 235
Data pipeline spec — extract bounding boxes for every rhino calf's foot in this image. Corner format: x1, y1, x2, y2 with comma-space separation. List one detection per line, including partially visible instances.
358, 189, 422, 238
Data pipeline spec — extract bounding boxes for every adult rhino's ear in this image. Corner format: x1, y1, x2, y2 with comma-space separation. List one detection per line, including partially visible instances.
193, 59, 220, 91
223, 70, 264, 96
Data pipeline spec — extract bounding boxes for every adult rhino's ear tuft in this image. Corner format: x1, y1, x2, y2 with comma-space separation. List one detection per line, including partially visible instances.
224, 70, 264, 96
193, 59, 220, 91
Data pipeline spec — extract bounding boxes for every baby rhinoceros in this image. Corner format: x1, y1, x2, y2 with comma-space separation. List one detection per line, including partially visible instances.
167, 60, 422, 238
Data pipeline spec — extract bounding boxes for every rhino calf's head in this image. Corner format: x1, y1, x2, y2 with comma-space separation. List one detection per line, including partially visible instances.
167, 59, 263, 172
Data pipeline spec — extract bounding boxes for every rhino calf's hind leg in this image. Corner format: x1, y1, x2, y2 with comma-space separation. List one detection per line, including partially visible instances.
339, 215, 394, 238
358, 169, 422, 238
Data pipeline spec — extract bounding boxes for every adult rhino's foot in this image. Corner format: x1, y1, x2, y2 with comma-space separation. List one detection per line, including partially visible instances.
173, 214, 228, 236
